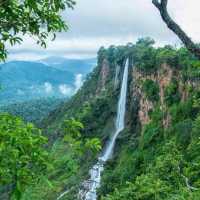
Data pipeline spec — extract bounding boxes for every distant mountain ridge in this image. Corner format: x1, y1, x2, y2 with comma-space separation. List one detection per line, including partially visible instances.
0, 57, 96, 105
39, 56, 97, 74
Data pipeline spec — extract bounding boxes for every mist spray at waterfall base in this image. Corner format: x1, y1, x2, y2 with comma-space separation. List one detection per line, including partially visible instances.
79, 59, 129, 200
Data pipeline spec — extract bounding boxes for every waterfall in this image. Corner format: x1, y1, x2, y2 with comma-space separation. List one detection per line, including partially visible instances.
114, 64, 120, 88
81, 59, 129, 200
101, 59, 129, 161
56, 59, 129, 200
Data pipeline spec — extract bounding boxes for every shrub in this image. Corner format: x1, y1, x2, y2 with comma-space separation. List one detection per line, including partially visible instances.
156, 45, 180, 68
175, 119, 193, 147
164, 79, 181, 106
142, 79, 160, 102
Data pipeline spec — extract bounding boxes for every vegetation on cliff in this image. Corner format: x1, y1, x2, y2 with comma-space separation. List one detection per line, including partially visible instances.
0, 38, 199, 200
0, 0, 199, 199
39, 38, 200, 200
97, 39, 200, 200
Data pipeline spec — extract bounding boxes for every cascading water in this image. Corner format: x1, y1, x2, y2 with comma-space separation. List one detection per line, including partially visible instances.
81, 59, 129, 200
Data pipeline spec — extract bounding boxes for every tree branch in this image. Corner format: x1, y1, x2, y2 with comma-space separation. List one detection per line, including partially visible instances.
152, 0, 161, 9
152, 0, 200, 59
161, 0, 168, 8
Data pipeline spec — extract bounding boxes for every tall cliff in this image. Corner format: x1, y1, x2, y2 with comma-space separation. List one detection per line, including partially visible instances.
96, 40, 200, 200
36, 38, 200, 200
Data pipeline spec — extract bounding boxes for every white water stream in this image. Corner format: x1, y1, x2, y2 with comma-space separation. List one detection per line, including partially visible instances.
57, 59, 129, 200
82, 59, 129, 200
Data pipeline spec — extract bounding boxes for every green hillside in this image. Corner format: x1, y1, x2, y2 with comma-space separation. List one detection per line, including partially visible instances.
0, 98, 65, 125
0, 38, 200, 200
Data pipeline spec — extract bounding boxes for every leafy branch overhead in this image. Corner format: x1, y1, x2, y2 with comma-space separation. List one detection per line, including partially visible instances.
0, 0, 76, 61
152, 0, 200, 59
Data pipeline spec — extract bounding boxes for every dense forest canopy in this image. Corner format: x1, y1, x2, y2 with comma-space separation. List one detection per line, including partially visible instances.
29, 39, 199, 199
94, 39, 200, 200
0, 0, 200, 200
0, 38, 199, 199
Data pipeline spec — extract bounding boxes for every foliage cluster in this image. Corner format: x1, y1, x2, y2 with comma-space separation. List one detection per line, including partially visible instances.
0, 114, 48, 199
0, 113, 101, 200
0, 0, 75, 60
97, 38, 199, 76
21, 118, 101, 200
164, 78, 181, 106
142, 79, 160, 102
0, 98, 64, 125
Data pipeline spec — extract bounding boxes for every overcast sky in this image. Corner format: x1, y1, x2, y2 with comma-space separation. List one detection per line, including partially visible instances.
8, 0, 200, 61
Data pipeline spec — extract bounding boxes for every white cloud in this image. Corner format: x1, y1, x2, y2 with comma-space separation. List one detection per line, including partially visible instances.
74, 74, 83, 92
59, 84, 73, 96
6, 0, 200, 61
44, 82, 53, 93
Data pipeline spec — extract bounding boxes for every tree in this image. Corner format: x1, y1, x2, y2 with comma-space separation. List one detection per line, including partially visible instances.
152, 0, 200, 59
0, 0, 75, 61
62, 118, 101, 155
0, 113, 48, 199
142, 79, 160, 102
134, 38, 157, 73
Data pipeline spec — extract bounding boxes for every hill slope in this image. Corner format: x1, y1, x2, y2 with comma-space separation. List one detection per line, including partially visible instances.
0, 61, 75, 104
0, 58, 96, 105
2, 39, 199, 200
0, 97, 64, 124
39, 40, 200, 200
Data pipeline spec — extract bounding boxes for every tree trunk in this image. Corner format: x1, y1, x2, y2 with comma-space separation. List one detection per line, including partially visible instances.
152, 0, 200, 59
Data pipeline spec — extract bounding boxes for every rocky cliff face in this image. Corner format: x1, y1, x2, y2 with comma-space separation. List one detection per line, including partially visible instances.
127, 63, 187, 131
130, 63, 173, 127
96, 44, 200, 200
96, 59, 110, 94
38, 40, 200, 200
93, 59, 173, 133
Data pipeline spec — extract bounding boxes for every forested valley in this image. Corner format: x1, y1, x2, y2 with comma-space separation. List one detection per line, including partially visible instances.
0, 1, 200, 200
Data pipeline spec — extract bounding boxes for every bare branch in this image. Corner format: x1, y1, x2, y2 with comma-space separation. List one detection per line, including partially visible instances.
152, 0, 161, 9
161, 0, 168, 8
152, 0, 200, 59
